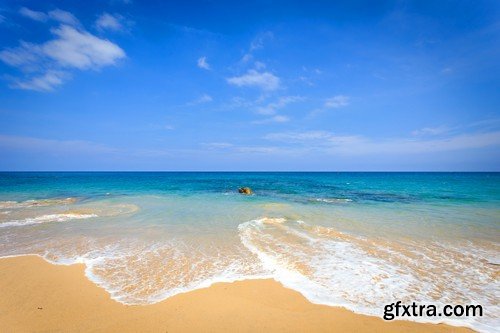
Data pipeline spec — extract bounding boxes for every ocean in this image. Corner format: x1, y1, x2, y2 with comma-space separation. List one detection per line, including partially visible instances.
0, 172, 498, 332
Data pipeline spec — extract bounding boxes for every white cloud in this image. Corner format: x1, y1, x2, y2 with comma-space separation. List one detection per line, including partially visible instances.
0, 17, 126, 91
250, 31, 273, 51
264, 131, 333, 141
302, 66, 322, 74
256, 95, 304, 115
271, 115, 289, 122
236, 146, 280, 154
0, 134, 116, 155
0, 41, 41, 68
42, 25, 125, 69
19, 7, 79, 26
263, 130, 500, 155
298, 67, 322, 86
252, 115, 290, 124
309, 95, 350, 116
202, 142, 234, 149
240, 53, 252, 63
298, 76, 314, 86
238, 32, 273, 64
95, 13, 124, 31
441, 67, 453, 74
227, 70, 280, 91
412, 126, 449, 136
226, 96, 254, 109
188, 93, 213, 105
196, 129, 499, 158
19, 7, 47, 21
325, 95, 349, 108
197, 56, 210, 70
11, 70, 67, 92
254, 61, 266, 70
201, 142, 282, 154
48, 9, 79, 26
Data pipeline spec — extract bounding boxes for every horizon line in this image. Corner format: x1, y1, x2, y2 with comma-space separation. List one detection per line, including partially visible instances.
0, 170, 499, 173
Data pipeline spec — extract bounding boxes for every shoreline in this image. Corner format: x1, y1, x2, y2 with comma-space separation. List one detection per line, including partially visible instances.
0, 255, 474, 332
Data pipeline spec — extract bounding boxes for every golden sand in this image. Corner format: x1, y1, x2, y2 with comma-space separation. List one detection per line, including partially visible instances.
0, 255, 473, 333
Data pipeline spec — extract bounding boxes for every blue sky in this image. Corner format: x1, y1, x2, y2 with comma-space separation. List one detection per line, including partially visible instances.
0, 0, 499, 171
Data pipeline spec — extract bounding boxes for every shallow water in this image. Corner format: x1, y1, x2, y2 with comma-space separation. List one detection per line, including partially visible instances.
0, 172, 498, 332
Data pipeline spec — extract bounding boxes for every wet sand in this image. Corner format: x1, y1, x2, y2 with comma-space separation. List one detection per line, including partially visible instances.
0, 255, 473, 333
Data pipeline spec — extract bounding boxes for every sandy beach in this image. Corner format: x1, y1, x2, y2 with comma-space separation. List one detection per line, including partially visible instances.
0, 255, 473, 333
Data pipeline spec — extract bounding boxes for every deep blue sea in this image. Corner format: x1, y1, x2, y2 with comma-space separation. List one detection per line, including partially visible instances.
0, 172, 498, 331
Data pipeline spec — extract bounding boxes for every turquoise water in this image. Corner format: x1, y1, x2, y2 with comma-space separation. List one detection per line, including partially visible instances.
0, 172, 499, 331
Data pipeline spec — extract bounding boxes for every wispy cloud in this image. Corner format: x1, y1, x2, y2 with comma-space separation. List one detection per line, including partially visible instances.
239, 31, 274, 63
309, 95, 350, 116
223, 94, 300, 124
252, 115, 290, 124
263, 129, 500, 155
235, 146, 281, 154
187, 93, 213, 105
227, 70, 280, 91
0, 11, 126, 91
0, 134, 117, 155
264, 130, 333, 141
48, 9, 79, 26
296, 66, 322, 86
441, 67, 453, 74
250, 31, 274, 51
19, 7, 47, 22
224, 96, 255, 109
412, 126, 450, 136
202, 142, 234, 149
254, 61, 266, 70
197, 56, 210, 70
95, 13, 125, 32
240, 53, 253, 63
202, 142, 282, 154
12, 70, 68, 91
324, 95, 350, 108
255, 95, 304, 115
20, 7, 80, 26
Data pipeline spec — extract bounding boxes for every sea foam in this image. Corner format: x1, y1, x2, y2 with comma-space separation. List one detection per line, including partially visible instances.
0, 213, 98, 228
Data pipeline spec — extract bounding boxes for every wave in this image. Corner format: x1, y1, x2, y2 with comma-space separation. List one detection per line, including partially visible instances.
0, 213, 97, 228
17, 238, 270, 305
0, 202, 139, 229
237, 217, 498, 332
0, 213, 496, 332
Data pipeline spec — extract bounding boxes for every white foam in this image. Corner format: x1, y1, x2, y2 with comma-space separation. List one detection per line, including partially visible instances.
314, 198, 353, 203
0, 214, 497, 332
237, 217, 499, 333
0, 213, 97, 228
19, 239, 271, 305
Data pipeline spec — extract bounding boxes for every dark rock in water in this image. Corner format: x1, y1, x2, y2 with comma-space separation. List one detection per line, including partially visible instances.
238, 187, 253, 195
